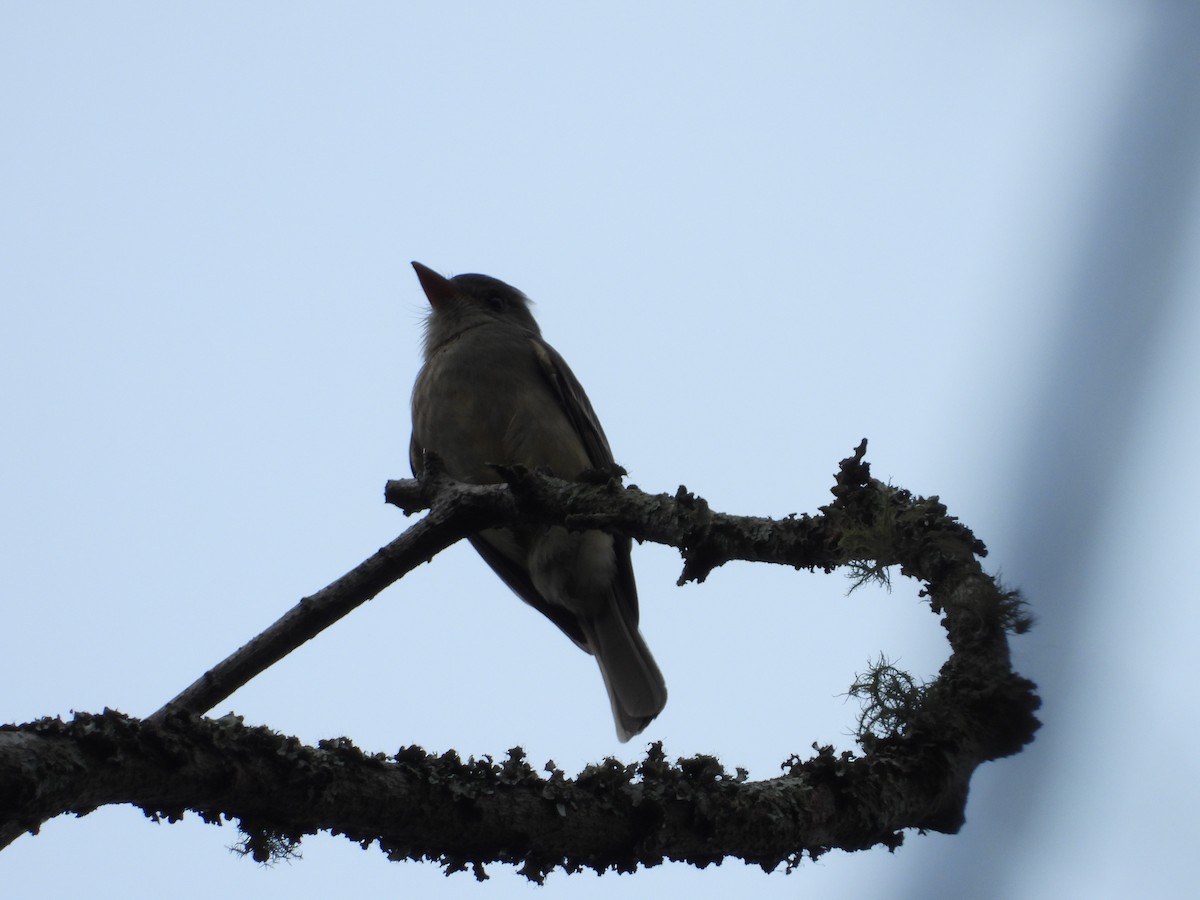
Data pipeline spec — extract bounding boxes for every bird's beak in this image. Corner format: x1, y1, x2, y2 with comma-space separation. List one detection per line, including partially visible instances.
411, 261, 456, 310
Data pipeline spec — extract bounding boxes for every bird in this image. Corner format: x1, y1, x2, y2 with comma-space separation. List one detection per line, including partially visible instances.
408, 261, 667, 741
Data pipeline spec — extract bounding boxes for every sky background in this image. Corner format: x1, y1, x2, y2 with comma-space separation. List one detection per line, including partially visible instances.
3, 2, 1199, 898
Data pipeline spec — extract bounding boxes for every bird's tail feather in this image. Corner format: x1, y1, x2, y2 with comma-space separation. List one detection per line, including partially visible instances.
583, 604, 667, 742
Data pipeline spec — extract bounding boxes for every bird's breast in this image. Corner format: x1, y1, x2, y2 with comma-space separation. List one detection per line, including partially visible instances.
412, 328, 590, 482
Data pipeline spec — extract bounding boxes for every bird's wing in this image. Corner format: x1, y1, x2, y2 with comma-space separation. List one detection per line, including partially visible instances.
528, 336, 640, 630
529, 338, 616, 469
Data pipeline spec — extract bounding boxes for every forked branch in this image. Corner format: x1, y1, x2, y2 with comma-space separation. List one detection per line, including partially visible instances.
1, 441, 1040, 876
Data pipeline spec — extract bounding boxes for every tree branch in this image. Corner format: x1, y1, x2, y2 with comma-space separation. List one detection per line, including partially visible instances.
2, 441, 1040, 877
148, 456, 513, 720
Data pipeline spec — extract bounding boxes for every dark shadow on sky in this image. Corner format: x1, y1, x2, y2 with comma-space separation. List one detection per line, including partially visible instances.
903, 5, 1200, 898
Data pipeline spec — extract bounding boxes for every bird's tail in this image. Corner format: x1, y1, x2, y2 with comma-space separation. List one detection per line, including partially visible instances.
583, 603, 668, 742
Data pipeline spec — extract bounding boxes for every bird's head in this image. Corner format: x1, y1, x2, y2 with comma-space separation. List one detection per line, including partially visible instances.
412, 261, 541, 353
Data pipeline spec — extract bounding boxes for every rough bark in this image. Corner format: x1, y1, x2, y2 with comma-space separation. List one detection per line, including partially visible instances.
0, 441, 1040, 879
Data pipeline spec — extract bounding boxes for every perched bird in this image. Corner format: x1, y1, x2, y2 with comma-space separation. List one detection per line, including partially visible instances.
408, 262, 667, 741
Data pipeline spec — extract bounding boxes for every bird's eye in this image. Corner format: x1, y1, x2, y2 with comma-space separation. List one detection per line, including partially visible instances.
485, 293, 505, 312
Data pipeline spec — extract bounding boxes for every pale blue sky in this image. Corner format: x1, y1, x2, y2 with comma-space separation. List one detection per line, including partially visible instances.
3, 3, 1198, 898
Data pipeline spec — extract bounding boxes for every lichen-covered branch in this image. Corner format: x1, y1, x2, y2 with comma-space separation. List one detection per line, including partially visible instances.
0, 441, 1040, 877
